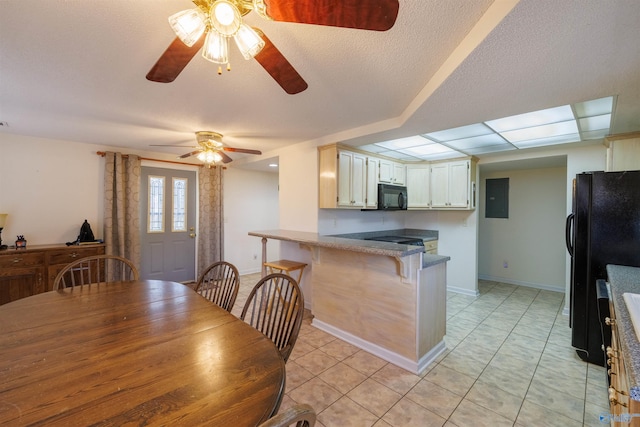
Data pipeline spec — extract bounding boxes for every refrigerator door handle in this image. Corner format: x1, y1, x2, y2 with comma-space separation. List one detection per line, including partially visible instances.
565, 213, 574, 256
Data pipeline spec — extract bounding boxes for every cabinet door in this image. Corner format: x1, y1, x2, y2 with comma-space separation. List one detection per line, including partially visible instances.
378, 158, 393, 183
0, 267, 45, 305
406, 165, 430, 208
337, 151, 353, 207
430, 163, 449, 207
393, 162, 406, 185
351, 153, 367, 208
337, 151, 366, 208
365, 157, 379, 209
448, 160, 470, 208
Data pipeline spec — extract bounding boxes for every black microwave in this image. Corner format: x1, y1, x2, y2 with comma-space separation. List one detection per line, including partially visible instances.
376, 183, 407, 210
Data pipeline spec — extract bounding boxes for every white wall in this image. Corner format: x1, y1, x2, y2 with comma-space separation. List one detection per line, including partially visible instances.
478, 166, 567, 291
223, 167, 280, 275
0, 133, 105, 245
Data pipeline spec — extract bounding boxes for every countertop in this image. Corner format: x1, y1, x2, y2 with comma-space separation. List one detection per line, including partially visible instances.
606, 264, 640, 401
249, 229, 450, 268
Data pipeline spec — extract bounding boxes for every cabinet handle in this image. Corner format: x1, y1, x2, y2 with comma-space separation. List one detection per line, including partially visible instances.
12, 258, 22, 263
609, 387, 629, 407
69, 252, 79, 258
605, 317, 616, 326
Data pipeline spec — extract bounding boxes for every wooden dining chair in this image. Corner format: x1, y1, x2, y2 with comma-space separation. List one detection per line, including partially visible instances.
259, 404, 316, 427
240, 273, 305, 362
54, 254, 139, 290
194, 261, 240, 312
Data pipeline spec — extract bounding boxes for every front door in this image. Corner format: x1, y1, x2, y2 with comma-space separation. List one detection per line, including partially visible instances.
140, 166, 197, 282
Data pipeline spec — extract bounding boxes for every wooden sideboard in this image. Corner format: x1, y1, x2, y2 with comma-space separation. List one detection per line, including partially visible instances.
0, 243, 105, 304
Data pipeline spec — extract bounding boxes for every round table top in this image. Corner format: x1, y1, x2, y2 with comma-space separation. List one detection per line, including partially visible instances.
0, 280, 285, 426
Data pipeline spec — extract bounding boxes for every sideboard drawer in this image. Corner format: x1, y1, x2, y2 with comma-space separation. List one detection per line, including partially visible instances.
0, 252, 45, 269
48, 247, 104, 265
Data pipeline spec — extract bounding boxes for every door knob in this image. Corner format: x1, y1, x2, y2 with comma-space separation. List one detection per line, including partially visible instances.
189, 233, 196, 238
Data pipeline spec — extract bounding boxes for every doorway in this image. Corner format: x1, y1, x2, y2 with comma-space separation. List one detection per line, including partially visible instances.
140, 166, 197, 282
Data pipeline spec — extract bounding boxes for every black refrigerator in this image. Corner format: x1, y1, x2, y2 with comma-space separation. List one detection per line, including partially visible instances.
565, 170, 640, 365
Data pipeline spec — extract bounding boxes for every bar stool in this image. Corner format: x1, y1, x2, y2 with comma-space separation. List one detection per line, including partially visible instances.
263, 259, 307, 284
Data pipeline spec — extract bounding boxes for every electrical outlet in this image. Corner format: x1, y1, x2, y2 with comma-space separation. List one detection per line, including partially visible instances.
503, 260, 508, 268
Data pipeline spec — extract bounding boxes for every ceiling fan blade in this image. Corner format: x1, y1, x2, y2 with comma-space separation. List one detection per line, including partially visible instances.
219, 152, 234, 164
179, 150, 202, 159
146, 35, 205, 83
150, 144, 198, 148
222, 147, 262, 155
253, 29, 308, 94
262, 0, 399, 31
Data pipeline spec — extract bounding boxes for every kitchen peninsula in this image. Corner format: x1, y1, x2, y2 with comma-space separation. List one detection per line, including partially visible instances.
248, 229, 450, 374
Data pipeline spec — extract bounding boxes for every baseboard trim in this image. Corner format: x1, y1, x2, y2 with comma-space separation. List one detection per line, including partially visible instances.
478, 274, 564, 293
446, 286, 480, 297
311, 319, 446, 375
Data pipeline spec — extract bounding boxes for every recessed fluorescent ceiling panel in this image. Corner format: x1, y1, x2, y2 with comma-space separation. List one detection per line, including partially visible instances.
365, 96, 614, 161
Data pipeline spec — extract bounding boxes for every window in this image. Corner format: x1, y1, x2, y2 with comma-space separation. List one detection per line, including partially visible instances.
172, 178, 187, 232
148, 176, 165, 232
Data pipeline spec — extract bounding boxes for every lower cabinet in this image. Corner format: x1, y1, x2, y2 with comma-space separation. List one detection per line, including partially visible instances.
606, 294, 640, 425
0, 244, 105, 305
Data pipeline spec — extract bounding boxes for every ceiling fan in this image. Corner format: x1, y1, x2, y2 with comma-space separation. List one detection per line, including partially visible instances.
151, 131, 262, 165
146, 0, 400, 94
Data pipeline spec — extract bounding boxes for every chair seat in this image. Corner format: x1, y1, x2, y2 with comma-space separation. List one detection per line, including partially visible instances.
264, 259, 307, 283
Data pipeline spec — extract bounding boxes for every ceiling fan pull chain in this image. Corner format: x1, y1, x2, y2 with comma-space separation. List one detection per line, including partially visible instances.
227, 63, 231, 72
217, 66, 222, 75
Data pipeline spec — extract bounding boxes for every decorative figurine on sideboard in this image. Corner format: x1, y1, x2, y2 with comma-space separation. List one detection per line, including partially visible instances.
0, 213, 8, 250
15, 235, 27, 249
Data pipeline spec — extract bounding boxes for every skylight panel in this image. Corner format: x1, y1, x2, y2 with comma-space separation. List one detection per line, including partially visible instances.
578, 114, 611, 132
357, 144, 388, 154
463, 144, 516, 155
499, 120, 579, 143
486, 105, 574, 133
442, 133, 506, 150
574, 96, 614, 118
511, 133, 580, 149
424, 123, 493, 142
374, 135, 426, 150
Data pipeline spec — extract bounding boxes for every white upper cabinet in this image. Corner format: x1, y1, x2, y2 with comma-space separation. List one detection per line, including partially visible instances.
337, 150, 367, 208
378, 158, 406, 185
406, 164, 430, 209
318, 144, 378, 209
430, 159, 475, 209
319, 144, 475, 210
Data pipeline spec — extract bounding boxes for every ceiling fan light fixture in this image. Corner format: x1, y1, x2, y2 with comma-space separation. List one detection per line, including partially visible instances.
202, 31, 229, 64
210, 0, 242, 37
168, 8, 207, 47
234, 24, 265, 59
197, 149, 222, 164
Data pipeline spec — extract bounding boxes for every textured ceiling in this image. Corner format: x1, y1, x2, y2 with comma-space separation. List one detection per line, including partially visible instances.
1, 0, 639, 170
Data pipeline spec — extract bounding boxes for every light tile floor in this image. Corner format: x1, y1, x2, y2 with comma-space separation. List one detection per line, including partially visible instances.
232, 274, 610, 427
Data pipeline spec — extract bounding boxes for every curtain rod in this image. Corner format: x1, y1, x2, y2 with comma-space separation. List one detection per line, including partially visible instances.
96, 151, 225, 168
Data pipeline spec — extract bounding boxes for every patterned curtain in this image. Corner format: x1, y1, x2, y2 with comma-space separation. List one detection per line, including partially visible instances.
103, 152, 141, 274
197, 165, 224, 276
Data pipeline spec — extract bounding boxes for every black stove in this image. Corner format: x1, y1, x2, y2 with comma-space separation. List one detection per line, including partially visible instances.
365, 236, 424, 246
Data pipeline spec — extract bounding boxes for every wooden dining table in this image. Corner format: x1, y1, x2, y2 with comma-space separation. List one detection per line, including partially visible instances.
0, 280, 286, 426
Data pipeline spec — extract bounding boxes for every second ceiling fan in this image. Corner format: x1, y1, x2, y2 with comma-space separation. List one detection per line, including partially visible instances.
146, 0, 400, 94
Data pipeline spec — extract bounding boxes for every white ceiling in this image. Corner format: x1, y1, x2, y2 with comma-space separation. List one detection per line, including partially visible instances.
1, 1, 640, 172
